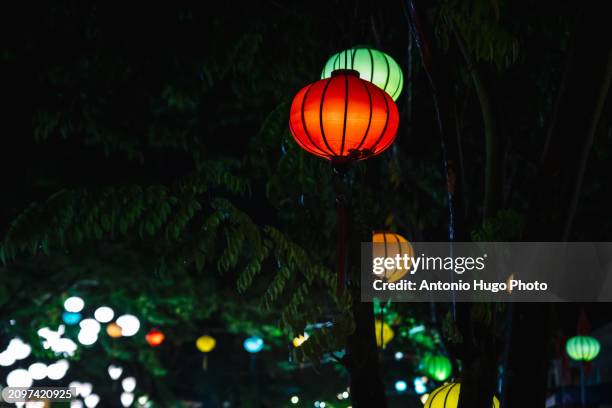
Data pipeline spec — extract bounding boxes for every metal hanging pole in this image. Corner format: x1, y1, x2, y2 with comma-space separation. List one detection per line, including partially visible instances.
580, 362, 586, 408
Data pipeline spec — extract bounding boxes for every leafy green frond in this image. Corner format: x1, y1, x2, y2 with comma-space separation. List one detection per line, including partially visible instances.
1, 185, 194, 262
436, 0, 519, 68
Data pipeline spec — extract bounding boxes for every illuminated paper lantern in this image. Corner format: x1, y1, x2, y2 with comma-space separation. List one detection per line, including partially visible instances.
372, 231, 414, 282
289, 70, 399, 164
322, 47, 404, 101
374, 320, 394, 348
424, 383, 500, 408
423, 355, 452, 382
566, 335, 600, 362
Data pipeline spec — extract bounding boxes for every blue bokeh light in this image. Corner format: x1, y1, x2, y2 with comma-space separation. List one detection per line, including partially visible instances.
243, 336, 264, 353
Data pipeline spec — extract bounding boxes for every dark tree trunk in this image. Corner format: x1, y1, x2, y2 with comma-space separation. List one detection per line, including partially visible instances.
346, 297, 387, 408
406, 3, 499, 407
454, 303, 500, 408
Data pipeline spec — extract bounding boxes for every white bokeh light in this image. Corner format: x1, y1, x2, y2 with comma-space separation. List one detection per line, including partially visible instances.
116, 315, 140, 337
47, 359, 70, 380
79, 319, 101, 333
94, 306, 114, 323
120, 392, 134, 407
70, 400, 84, 408
78, 330, 99, 346
28, 363, 47, 380
0, 350, 16, 366
64, 296, 85, 313
7, 368, 33, 388
69, 382, 93, 398
108, 364, 123, 380
84, 393, 100, 408
7, 338, 32, 360
121, 376, 136, 392
56, 338, 78, 356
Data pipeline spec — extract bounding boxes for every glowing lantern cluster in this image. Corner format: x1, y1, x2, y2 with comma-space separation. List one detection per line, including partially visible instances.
321, 47, 404, 101
566, 335, 600, 362
374, 320, 394, 348
424, 383, 500, 408
372, 231, 414, 282
423, 355, 453, 382
289, 70, 399, 163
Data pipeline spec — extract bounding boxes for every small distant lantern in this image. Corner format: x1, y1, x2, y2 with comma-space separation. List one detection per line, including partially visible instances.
321, 47, 404, 101
243, 336, 264, 354
374, 320, 394, 348
292, 333, 310, 348
196, 335, 216, 353
372, 231, 414, 282
106, 322, 122, 338
423, 355, 453, 382
395, 380, 408, 393
62, 311, 82, 325
196, 335, 216, 370
424, 383, 500, 408
145, 329, 165, 347
566, 335, 600, 362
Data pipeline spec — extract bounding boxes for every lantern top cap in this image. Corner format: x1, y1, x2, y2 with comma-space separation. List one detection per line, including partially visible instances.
331, 69, 360, 78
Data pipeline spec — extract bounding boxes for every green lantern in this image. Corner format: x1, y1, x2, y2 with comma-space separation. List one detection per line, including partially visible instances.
566, 335, 600, 362
321, 47, 404, 101
423, 355, 452, 382
424, 383, 500, 408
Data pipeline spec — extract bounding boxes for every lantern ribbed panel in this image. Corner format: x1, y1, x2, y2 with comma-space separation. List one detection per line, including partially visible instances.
374, 320, 394, 348
322, 47, 404, 101
289, 70, 399, 162
424, 383, 500, 408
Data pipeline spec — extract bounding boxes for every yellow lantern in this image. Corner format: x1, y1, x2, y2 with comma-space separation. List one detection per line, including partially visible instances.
292, 333, 310, 348
106, 322, 122, 338
196, 335, 216, 353
374, 320, 394, 348
372, 231, 414, 282
424, 383, 500, 408
196, 335, 216, 370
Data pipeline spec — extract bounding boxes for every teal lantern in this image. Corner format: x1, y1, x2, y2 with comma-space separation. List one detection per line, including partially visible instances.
243, 336, 264, 354
424, 355, 452, 382
62, 311, 82, 325
566, 335, 600, 362
321, 47, 404, 101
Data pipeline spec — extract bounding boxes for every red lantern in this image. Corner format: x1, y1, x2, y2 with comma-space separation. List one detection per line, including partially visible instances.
145, 329, 165, 347
289, 69, 399, 164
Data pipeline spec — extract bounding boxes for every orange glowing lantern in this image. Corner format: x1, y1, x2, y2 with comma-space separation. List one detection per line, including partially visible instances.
106, 322, 122, 338
372, 231, 414, 282
145, 329, 165, 347
289, 70, 399, 165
